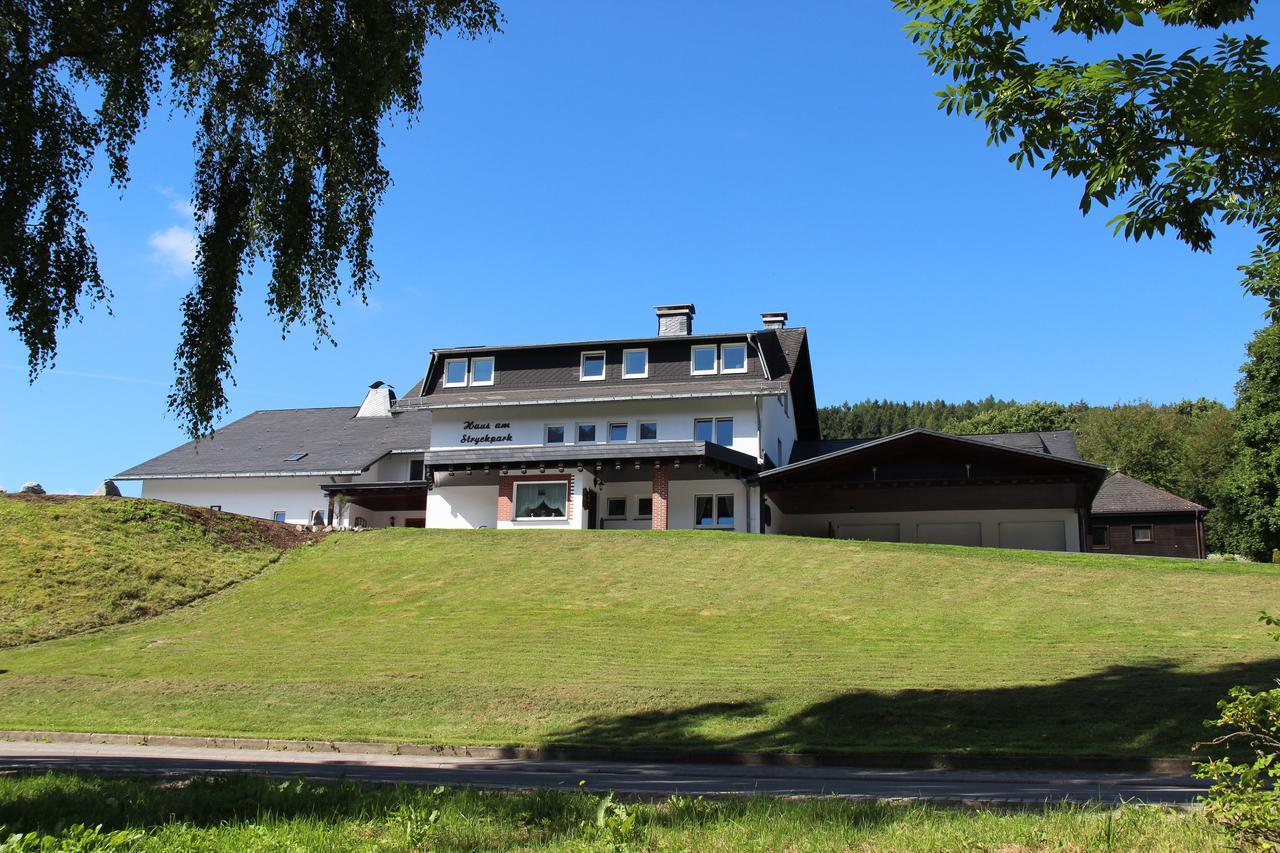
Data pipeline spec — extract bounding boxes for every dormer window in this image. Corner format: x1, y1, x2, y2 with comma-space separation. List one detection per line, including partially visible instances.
443, 358, 469, 387
720, 343, 748, 373
623, 348, 648, 378
470, 357, 495, 386
443, 356, 495, 388
581, 351, 606, 381
691, 345, 717, 375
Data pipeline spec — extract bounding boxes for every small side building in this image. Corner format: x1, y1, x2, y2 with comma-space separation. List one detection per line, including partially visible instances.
1088, 473, 1207, 559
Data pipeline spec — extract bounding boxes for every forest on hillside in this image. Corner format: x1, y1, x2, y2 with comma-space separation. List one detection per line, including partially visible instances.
817, 398, 1240, 553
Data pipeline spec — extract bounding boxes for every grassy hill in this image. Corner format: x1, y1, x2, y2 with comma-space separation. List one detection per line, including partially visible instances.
2, 519, 1279, 757
0, 495, 310, 646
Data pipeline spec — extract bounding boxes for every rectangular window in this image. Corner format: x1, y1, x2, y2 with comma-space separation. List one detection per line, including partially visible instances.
1090, 525, 1109, 549
284, 452, 308, 462
409, 459, 425, 480
545, 424, 565, 444
623, 348, 648, 378
609, 422, 628, 442
577, 423, 597, 443
470, 356, 495, 386
720, 343, 748, 373
636, 497, 653, 518
272, 511, 287, 523
513, 481, 569, 519
1132, 525, 1153, 543
209, 505, 221, 513
581, 351, 606, 381
691, 344, 718, 375
716, 494, 735, 527
693, 417, 731, 444
639, 421, 658, 441
695, 494, 735, 528
606, 497, 627, 518
444, 358, 469, 387
715, 417, 733, 446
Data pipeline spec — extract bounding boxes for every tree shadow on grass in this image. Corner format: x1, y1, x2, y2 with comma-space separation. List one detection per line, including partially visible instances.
547, 658, 1280, 760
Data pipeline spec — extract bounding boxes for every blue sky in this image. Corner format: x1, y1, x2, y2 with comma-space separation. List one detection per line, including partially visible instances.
2, 2, 1275, 495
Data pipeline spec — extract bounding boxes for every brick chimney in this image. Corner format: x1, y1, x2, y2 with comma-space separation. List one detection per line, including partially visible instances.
761, 311, 787, 330
654, 304, 695, 336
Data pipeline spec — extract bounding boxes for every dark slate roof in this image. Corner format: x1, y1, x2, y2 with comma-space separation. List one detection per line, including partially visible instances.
770, 428, 1107, 479
789, 430, 1081, 465
395, 327, 811, 409
1091, 473, 1206, 515
115, 407, 432, 479
397, 378, 791, 410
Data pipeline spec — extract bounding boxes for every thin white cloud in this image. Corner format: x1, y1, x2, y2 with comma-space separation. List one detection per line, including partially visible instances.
0, 363, 166, 386
148, 225, 198, 277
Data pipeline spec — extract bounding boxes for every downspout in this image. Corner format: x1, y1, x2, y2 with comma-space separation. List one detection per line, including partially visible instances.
749, 333, 772, 380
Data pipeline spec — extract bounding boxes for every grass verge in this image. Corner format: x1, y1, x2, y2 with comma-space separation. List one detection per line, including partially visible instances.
2, 527, 1278, 757
0, 772, 1228, 851
0, 495, 312, 647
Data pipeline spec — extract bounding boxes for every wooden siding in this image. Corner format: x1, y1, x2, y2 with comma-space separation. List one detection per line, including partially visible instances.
1088, 513, 1204, 559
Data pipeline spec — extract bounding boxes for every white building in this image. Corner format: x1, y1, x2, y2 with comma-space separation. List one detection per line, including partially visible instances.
117, 305, 1111, 550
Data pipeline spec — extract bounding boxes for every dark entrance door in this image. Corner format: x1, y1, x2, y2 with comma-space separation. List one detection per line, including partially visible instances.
583, 489, 598, 530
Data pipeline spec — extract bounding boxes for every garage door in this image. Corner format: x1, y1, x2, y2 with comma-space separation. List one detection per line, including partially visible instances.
998, 520, 1067, 551
836, 523, 901, 542
916, 522, 982, 546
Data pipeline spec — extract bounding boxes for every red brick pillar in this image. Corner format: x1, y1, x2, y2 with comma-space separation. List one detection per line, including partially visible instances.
652, 464, 669, 531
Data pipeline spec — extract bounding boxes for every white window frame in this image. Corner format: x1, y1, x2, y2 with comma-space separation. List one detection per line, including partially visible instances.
720, 342, 748, 374
694, 493, 736, 529
272, 510, 287, 523
635, 496, 653, 520
512, 480, 571, 521
576, 422, 597, 444
690, 344, 718, 375
638, 420, 658, 442
694, 417, 733, 445
622, 348, 649, 379
580, 350, 607, 382
604, 496, 628, 519
608, 421, 629, 443
443, 358, 469, 388
470, 356, 496, 386
544, 424, 566, 445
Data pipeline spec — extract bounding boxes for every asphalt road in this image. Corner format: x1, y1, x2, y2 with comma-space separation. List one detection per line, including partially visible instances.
0, 742, 1207, 805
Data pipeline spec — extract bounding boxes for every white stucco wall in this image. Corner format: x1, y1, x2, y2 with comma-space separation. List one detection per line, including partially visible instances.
141, 477, 344, 526
430, 398, 762, 460
668, 478, 750, 533
373, 452, 422, 482
775, 507, 1081, 551
758, 392, 797, 467
428, 484, 498, 529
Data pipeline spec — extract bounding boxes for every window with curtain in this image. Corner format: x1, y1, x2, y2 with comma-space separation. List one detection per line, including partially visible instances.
513, 482, 568, 519
695, 494, 735, 528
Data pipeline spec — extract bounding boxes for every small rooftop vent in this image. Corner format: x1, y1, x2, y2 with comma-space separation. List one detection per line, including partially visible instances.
654, 304, 695, 336
761, 311, 787, 329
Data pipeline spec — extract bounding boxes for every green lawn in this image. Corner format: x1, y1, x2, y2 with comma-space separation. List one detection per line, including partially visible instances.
0, 773, 1228, 851
0, 495, 304, 647
2, 523, 1279, 757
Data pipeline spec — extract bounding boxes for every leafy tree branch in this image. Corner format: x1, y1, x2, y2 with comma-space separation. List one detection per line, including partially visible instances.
895, 0, 1280, 315
1, 0, 503, 436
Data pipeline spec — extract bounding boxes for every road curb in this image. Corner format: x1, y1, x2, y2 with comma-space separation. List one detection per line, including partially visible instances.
0, 730, 1196, 776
